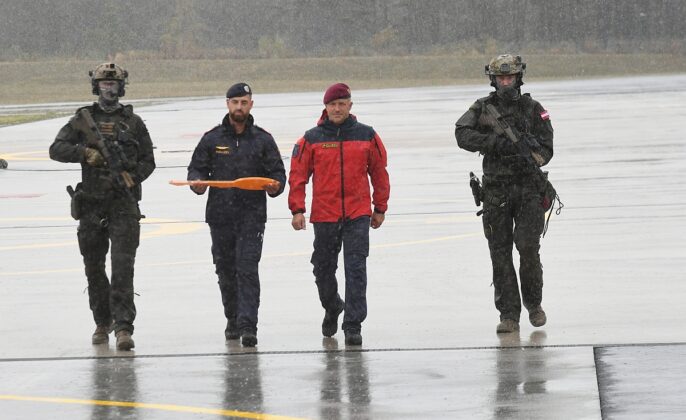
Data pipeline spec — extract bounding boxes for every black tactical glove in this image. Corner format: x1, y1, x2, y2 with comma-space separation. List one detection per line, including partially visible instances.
524, 134, 542, 153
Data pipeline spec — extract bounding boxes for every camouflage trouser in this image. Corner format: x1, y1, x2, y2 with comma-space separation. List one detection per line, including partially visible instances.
481, 178, 545, 322
77, 198, 141, 334
209, 219, 265, 335
312, 216, 370, 333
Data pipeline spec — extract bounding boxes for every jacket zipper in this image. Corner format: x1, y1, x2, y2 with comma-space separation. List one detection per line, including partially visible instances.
338, 127, 345, 220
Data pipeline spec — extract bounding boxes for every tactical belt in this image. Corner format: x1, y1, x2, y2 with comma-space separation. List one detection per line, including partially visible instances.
482, 173, 536, 187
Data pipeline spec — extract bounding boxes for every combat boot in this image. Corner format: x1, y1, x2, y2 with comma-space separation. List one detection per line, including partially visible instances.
528, 306, 547, 327
91, 322, 113, 345
241, 332, 258, 347
322, 299, 344, 337
116, 330, 135, 351
496, 319, 520, 334
344, 331, 362, 346
225, 319, 239, 340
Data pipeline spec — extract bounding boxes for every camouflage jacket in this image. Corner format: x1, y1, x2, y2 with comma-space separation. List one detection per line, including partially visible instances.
49, 103, 155, 201
455, 92, 553, 180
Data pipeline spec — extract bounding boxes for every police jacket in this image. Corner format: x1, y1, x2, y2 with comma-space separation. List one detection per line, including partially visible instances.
49, 103, 156, 201
187, 114, 286, 224
288, 113, 390, 223
455, 92, 553, 179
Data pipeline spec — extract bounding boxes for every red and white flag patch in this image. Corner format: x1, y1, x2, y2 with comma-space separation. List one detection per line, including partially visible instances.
540, 110, 550, 120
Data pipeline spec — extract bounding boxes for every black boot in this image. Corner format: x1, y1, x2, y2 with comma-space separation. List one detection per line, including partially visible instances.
344, 331, 362, 346
322, 299, 344, 337
225, 319, 239, 340
241, 331, 258, 347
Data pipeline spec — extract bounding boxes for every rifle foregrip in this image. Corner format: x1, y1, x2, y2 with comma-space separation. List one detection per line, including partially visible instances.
532, 152, 545, 166
121, 171, 135, 188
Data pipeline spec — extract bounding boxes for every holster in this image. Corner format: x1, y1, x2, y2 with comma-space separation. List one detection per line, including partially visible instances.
66, 183, 84, 220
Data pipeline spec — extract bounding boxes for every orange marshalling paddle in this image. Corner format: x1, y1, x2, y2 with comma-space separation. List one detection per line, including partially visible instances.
169, 177, 276, 191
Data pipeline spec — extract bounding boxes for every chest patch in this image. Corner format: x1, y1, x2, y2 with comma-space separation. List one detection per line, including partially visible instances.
320, 142, 339, 149
215, 145, 231, 155
98, 122, 116, 137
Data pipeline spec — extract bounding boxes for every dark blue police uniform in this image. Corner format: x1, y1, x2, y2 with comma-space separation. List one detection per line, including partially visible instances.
188, 113, 286, 336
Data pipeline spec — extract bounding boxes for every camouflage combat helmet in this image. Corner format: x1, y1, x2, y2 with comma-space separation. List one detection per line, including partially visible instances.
89, 62, 128, 96
485, 54, 526, 76
485, 54, 526, 91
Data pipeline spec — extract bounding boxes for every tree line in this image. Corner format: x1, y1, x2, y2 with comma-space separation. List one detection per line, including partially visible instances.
1, 0, 684, 60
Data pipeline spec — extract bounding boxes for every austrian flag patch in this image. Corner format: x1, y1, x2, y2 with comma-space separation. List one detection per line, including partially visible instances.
540, 110, 550, 120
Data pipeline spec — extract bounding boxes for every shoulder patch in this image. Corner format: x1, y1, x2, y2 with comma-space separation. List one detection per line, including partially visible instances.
540, 110, 550, 120
291, 144, 300, 158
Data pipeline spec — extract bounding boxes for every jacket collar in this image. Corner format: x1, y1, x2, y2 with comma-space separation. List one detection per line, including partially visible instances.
317, 110, 357, 129
221, 113, 254, 135
92, 102, 132, 116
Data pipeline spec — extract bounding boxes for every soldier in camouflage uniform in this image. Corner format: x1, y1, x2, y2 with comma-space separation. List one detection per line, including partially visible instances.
455, 54, 554, 334
49, 63, 155, 350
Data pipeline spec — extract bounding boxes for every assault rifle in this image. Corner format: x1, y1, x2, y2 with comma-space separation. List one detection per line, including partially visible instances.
482, 103, 563, 236
483, 103, 546, 167
73, 108, 136, 197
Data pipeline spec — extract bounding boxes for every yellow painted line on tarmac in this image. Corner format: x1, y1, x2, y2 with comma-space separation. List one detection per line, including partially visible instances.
0, 151, 49, 161
1, 233, 479, 276
0, 267, 85, 276
0, 259, 211, 276
372, 232, 480, 249
376, 217, 470, 225
0, 240, 75, 252
0, 217, 73, 222
0, 394, 307, 420
0, 219, 202, 251
140, 221, 200, 239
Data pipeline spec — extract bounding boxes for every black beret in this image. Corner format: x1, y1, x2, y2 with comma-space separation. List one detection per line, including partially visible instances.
226, 82, 252, 98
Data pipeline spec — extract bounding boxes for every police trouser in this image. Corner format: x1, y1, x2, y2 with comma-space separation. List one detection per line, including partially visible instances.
77, 201, 140, 334
481, 179, 544, 322
312, 216, 370, 333
209, 220, 264, 334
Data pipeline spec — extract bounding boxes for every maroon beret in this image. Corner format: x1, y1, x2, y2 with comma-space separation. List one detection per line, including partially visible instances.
323, 83, 351, 104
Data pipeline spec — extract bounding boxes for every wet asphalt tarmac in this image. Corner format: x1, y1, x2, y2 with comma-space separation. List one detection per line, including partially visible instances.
1, 75, 685, 419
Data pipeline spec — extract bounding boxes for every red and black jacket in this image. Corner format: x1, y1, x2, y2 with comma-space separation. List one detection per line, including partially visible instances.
288, 113, 390, 223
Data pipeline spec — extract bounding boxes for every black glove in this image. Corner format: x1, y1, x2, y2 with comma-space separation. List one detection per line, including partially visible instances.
524, 134, 542, 153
